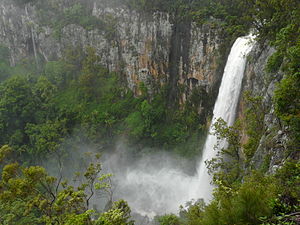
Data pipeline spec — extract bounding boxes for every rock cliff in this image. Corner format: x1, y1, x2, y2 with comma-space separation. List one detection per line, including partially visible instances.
0, 0, 226, 112
1, 0, 286, 172
239, 42, 287, 173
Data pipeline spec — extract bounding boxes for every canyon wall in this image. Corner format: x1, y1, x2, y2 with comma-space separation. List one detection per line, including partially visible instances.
0, 0, 287, 171
0, 0, 226, 111
239, 42, 287, 172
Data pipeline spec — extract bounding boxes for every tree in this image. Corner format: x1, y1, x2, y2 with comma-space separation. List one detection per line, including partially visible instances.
79, 46, 105, 100
95, 200, 134, 225
0, 147, 130, 225
206, 118, 243, 187
242, 91, 266, 160
0, 76, 38, 149
199, 173, 276, 225
156, 214, 181, 225
44, 61, 73, 87
25, 119, 67, 157
179, 199, 206, 225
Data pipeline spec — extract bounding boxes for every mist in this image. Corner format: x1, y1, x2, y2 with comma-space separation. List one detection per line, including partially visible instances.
41, 136, 206, 220
101, 140, 204, 217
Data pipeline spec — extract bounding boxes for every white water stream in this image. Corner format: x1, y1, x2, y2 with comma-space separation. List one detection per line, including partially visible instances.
103, 35, 255, 217
191, 35, 255, 201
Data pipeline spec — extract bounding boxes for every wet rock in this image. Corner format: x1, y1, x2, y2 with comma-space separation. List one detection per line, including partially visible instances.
0, 1, 225, 100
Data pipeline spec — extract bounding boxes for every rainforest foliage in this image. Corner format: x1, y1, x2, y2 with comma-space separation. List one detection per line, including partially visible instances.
0, 30, 206, 224
153, 0, 300, 223
0, 0, 299, 224
0, 45, 206, 161
0, 145, 134, 225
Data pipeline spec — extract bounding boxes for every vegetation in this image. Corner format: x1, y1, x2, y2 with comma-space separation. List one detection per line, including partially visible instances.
242, 91, 266, 161
0, 42, 205, 163
0, 0, 299, 224
255, 0, 300, 155
27, 0, 117, 40
157, 125, 299, 225
0, 145, 134, 225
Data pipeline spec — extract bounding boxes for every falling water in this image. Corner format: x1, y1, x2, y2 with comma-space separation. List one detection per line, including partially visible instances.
193, 35, 255, 201
100, 35, 255, 217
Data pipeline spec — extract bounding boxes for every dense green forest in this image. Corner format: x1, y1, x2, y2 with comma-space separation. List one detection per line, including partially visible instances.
0, 0, 299, 224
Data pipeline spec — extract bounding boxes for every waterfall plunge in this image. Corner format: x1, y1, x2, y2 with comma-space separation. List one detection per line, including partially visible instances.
103, 35, 255, 217
192, 35, 255, 201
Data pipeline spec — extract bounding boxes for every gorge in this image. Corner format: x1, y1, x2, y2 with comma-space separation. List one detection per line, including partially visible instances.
104, 35, 256, 217
0, 0, 299, 224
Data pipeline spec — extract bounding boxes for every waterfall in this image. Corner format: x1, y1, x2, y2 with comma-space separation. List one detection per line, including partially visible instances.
193, 35, 255, 201
101, 35, 255, 217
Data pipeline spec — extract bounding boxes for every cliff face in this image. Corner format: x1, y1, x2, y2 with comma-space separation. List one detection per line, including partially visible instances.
0, 0, 225, 109
0, 0, 290, 177
239, 42, 287, 173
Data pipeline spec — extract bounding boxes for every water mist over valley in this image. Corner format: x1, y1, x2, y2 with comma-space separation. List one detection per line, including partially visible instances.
0, 0, 298, 224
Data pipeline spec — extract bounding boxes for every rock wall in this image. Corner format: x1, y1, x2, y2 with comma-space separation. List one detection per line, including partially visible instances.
238, 42, 287, 173
0, 0, 291, 179
0, 0, 225, 108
